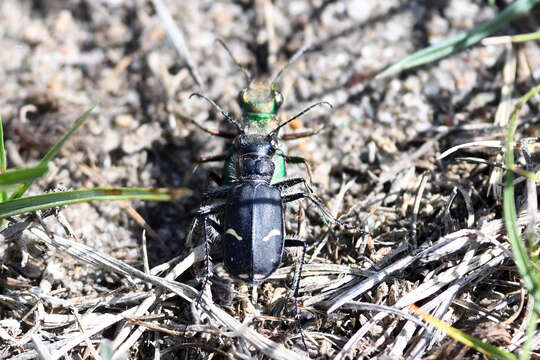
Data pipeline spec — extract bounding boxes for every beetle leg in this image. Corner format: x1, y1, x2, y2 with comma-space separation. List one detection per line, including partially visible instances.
196, 215, 224, 307
273, 176, 314, 194
282, 192, 355, 229
284, 238, 304, 247
202, 185, 232, 201
205, 171, 223, 188
188, 116, 237, 138
272, 177, 303, 189
272, 176, 314, 193
207, 218, 223, 233
191, 201, 225, 217
197, 216, 214, 306
185, 154, 228, 185
285, 238, 308, 351
278, 154, 313, 183
280, 125, 324, 141
194, 178, 227, 307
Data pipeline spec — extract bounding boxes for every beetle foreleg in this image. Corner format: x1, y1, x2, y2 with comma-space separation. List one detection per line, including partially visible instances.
280, 125, 324, 141
188, 117, 237, 139
184, 154, 228, 186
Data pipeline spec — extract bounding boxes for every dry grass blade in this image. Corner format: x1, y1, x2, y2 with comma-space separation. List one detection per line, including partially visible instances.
31, 334, 53, 359
377, 0, 540, 78
111, 244, 205, 356
391, 241, 480, 357
326, 228, 493, 313
438, 140, 504, 160
150, 0, 203, 87
28, 227, 196, 301
482, 30, 540, 45
326, 205, 538, 315
494, 43, 516, 127
336, 246, 508, 359
324, 208, 540, 357
26, 225, 308, 360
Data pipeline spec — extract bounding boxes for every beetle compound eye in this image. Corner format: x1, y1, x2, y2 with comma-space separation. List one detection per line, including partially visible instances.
237, 89, 247, 106
274, 91, 283, 109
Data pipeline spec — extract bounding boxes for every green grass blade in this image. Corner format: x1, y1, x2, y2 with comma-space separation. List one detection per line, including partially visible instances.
377, 0, 540, 78
38, 106, 96, 166
503, 84, 540, 314
0, 113, 7, 202
520, 309, 537, 360
0, 187, 191, 219
509, 165, 540, 183
9, 106, 96, 200
483, 30, 540, 45
506, 30, 540, 42
0, 164, 49, 191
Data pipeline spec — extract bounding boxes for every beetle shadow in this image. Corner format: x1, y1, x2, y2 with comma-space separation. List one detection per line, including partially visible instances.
135, 129, 231, 268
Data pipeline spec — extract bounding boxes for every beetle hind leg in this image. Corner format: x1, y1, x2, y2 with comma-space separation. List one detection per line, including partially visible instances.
282, 191, 350, 228
196, 216, 223, 307
285, 238, 309, 351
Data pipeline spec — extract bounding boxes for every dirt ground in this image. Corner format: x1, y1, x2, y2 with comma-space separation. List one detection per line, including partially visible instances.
1, 0, 540, 359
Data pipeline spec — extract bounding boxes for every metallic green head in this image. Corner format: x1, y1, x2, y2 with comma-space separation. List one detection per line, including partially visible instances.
209, 40, 313, 134
238, 81, 283, 121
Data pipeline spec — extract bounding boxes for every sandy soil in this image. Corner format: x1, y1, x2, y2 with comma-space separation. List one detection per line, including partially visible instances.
1, 0, 539, 359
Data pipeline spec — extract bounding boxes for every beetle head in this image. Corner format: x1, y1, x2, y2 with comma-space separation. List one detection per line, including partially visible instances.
238, 81, 283, 118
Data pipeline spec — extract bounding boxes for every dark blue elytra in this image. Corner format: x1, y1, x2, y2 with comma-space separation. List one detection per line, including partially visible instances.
223, 181, 284, 283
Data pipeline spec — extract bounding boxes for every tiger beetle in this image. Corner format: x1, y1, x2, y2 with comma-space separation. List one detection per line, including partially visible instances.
188, 41, 353, 350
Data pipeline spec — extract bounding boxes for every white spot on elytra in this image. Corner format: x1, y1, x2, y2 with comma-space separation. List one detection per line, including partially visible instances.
261, 229, 281, 242
225, 228, 243, 241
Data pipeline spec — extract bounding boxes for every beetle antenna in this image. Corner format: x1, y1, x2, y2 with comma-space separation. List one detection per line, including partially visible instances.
216, 39, 252, 84
272, 101, 333, 135
271, 43, 311, 89
189, 93, 243, 132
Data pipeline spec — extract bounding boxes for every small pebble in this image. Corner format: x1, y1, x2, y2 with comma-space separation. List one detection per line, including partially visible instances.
115, 114, 135, 128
